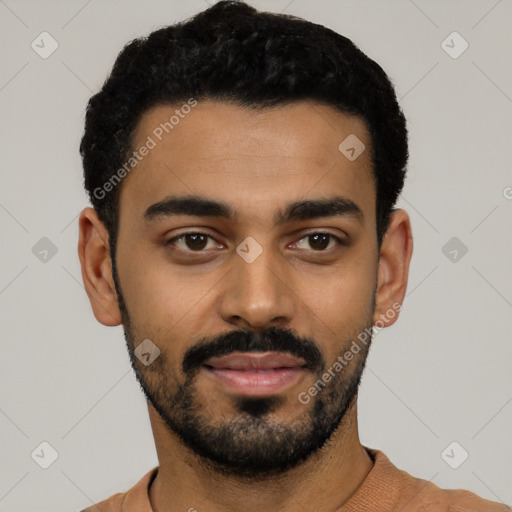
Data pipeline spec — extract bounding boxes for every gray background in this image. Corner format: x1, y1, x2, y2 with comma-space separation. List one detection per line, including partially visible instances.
0, 0, 511, 510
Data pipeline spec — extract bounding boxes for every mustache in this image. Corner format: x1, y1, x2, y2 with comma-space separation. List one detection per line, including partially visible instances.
182, 326, 325, 376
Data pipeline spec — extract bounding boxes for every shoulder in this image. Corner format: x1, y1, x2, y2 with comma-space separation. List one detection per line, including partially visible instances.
365, 449, 510, 512
78, 466, 157, 512
407, 487, 511, 512
79, 492, 126, 512
391, 459, 510, 511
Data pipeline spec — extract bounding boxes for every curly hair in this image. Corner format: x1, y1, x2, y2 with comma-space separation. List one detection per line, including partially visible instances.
80, 0, 408, 251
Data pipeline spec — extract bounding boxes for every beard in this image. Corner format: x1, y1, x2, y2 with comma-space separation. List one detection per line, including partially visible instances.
124, 323, 371, 479
112, 261, 373, 479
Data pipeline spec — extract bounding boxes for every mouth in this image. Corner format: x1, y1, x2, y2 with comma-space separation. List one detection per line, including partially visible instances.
202, 351, 307, 397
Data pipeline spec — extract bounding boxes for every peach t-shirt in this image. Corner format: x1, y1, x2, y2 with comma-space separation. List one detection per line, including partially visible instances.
80, 449, 510, 511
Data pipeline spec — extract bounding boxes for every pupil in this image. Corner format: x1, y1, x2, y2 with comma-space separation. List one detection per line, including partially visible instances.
310, 233, 329, 250
187, 234, 207, 250
184, 234, 330, 251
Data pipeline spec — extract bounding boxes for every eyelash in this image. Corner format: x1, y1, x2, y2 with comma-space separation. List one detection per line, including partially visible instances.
165, 231, 346, 254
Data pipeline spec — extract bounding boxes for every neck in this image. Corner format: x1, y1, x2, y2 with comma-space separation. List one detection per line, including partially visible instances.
148, 400, 373, 512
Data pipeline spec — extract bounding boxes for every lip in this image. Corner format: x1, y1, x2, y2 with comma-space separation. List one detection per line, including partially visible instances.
205, 351, 306, 370
203, 351, 307, 397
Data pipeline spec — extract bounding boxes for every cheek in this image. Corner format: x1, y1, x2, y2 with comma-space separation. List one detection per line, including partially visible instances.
305, 280, 374, 341
299, 254, 377, 359
118, 238, 183, 314
115, 247, 174, 335
117, 251, 220, 361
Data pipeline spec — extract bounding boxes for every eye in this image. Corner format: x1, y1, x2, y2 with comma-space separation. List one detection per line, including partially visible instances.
165, 231, 345, 254
293, 232, 344, 251
166, 232, 222, 252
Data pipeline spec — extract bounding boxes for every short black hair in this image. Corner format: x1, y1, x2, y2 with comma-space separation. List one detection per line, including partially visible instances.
80, 0, 408, 251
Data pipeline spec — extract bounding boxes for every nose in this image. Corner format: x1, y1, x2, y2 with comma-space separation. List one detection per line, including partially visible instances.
218, 239, 296, 331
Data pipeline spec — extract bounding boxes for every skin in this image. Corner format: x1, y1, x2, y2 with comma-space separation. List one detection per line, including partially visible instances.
78, 100, 413, 511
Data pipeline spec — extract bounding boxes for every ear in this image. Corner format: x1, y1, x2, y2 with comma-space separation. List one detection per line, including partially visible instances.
78, 207, 122, 326
373, 209, 413, 327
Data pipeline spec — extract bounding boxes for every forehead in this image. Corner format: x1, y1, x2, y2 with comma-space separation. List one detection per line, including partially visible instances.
119, 99, 375, 228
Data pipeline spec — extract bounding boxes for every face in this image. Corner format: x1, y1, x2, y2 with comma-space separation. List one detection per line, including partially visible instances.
86, 100, 398, 477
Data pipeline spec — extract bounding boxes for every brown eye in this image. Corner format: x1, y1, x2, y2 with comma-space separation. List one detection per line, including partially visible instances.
167, 232, 219, 252
183, 233, 209, 250
295, 233, 343, 251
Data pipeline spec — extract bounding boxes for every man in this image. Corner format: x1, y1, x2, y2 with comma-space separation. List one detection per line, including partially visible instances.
77, 1, 510, 511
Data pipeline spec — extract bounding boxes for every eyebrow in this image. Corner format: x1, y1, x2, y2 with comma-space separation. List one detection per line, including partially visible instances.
143, 194, 363, 225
